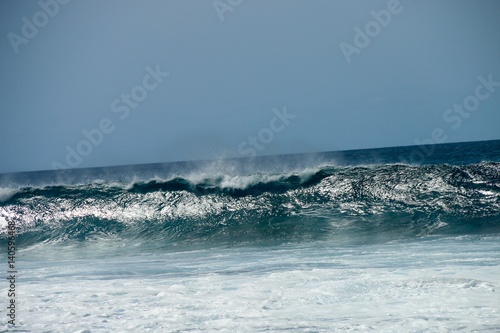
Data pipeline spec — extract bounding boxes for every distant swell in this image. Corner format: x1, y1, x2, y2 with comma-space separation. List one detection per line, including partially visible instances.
1, 162, 499, 248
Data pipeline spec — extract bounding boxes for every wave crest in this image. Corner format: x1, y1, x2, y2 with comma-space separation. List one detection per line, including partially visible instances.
1, 162, 499, 247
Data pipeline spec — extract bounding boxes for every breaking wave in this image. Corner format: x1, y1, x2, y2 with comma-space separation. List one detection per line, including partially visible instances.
1, 162, 499, 248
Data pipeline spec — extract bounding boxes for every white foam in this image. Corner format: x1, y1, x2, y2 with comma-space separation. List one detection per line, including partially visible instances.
6, 237, 500, 332
0, 215, 7, 229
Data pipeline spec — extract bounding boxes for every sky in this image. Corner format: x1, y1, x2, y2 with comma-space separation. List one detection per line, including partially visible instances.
1, 0, 500, 173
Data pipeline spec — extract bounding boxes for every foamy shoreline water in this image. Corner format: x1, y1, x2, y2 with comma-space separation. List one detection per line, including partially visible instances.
2, 236, 498, 332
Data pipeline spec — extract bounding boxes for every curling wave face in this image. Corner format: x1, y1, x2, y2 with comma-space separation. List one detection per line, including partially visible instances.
1, 162, 499, 248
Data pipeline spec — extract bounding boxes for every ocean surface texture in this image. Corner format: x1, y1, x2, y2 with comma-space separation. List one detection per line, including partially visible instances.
1, 140, 500, 332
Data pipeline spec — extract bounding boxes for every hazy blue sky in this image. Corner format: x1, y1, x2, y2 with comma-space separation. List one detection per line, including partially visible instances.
1, 0, 500, 173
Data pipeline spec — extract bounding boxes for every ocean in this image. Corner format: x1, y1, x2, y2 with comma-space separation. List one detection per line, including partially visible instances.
1, 140, 500, 332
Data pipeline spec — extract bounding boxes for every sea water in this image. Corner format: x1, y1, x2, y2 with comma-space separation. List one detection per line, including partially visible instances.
1, 140, 499, 332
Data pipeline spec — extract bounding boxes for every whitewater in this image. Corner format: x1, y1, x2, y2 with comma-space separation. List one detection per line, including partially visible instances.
1, 140, 499, 332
